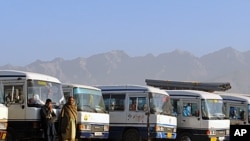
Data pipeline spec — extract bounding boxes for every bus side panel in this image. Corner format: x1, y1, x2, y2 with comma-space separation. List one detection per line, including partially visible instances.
202, 119, 230, 130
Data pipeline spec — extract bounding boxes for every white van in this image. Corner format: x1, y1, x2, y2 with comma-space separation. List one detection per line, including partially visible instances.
167, 90, 230, 141
62, 83, 109, 139
0, 70, 65, 140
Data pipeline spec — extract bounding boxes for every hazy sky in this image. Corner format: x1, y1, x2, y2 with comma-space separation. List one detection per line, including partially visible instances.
1, 0, 249, 66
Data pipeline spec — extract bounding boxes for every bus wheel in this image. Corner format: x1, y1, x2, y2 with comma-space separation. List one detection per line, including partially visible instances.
122, 129, 141, 141
177, 133, 192, 141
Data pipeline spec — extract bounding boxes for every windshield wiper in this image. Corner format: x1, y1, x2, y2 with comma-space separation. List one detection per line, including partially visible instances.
80, 105, 97, 113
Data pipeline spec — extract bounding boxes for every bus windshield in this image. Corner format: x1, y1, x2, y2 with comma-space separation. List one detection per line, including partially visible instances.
150, 93, 173, 116
201, 99, 226, 119
73, 87, 106, 113
27, 80, 64, 108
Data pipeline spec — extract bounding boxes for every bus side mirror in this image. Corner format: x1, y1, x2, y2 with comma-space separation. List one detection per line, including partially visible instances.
6, 101, 11, 107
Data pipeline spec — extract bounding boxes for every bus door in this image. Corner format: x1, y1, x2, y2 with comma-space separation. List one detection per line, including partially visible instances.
227, 103, 246, 125
127, 93, 147, 124
103, 94, 126, 124
4, 85, 26, 127
180, 99, 201, 129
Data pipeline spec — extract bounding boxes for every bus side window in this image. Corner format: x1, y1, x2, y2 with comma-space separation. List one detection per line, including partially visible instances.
182, 103, 191, 117
106, 94, 125, 111
138, 97, 146, 111
130, 97, 137, 111
239, 110, 245, 120
230, 107, 237, 119
171, 99, 179, 116
191, 103, 199, 117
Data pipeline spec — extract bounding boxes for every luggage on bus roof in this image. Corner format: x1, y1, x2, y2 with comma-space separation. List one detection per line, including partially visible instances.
145, 79, 231, 92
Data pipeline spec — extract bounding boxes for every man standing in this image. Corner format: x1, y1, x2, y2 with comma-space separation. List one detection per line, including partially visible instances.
59, 96, 78, 141
40, 99, 57, 141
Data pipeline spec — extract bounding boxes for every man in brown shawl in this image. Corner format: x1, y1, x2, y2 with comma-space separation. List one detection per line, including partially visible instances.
59, 96, 78, 141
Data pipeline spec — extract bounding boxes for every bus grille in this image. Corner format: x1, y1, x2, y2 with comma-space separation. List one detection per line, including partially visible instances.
91, 125, 104, 132
164, 127, 173, 133
216, 130, 226, 136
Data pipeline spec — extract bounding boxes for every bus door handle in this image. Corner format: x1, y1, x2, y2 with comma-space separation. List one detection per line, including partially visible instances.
182, 120, 185, 122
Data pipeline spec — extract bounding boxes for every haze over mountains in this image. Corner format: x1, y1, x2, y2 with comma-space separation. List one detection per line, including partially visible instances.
1, 47, 250, 93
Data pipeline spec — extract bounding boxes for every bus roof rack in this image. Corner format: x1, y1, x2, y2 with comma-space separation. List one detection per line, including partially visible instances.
145, 79, 231, 92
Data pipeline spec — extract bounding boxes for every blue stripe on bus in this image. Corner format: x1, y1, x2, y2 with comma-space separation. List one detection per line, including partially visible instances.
110, 122, 176, 127
169, 94, 200, 97
101, 88, 148, 92
222, 98, 245, 103
108, 126, 177, 140
0, 75, 26, 77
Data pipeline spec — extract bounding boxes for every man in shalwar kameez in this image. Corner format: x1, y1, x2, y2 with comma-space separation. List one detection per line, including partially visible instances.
59, 96, 78, 141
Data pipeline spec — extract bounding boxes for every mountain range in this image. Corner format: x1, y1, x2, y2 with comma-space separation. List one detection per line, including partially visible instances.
1, 47, 250, 94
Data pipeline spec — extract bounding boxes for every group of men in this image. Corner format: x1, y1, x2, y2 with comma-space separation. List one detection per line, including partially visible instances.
40, 96, 77, 141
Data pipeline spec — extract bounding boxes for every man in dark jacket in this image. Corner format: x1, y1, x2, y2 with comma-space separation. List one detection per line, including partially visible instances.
40, 99, 57, 141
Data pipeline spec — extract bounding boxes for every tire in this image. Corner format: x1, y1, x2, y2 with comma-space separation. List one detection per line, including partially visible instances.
177, 133, 192, 141
122, 129, 142, 141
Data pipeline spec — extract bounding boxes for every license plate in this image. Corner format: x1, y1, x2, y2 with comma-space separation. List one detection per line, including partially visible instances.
210, 137, 217, 141
167, 133, 172, 138
94, 132, 102, 136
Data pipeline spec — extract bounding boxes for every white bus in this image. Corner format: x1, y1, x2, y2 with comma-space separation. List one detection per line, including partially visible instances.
167, 90, 230, 141
62, 83, 109, 139
0, 84, 8, 141
214, 92, 250, 125
0, 70, 65, 141
97, 85, 177, 141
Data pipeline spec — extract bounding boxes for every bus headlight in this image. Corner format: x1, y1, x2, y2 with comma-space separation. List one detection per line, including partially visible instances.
79, 124, 91, 131
173, 128, 177, 133
206, 130, 216, 135
226, 129, 230, 135
155, 126, 164, 132
104, 125, 109, 132
0, 123, 7, 130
